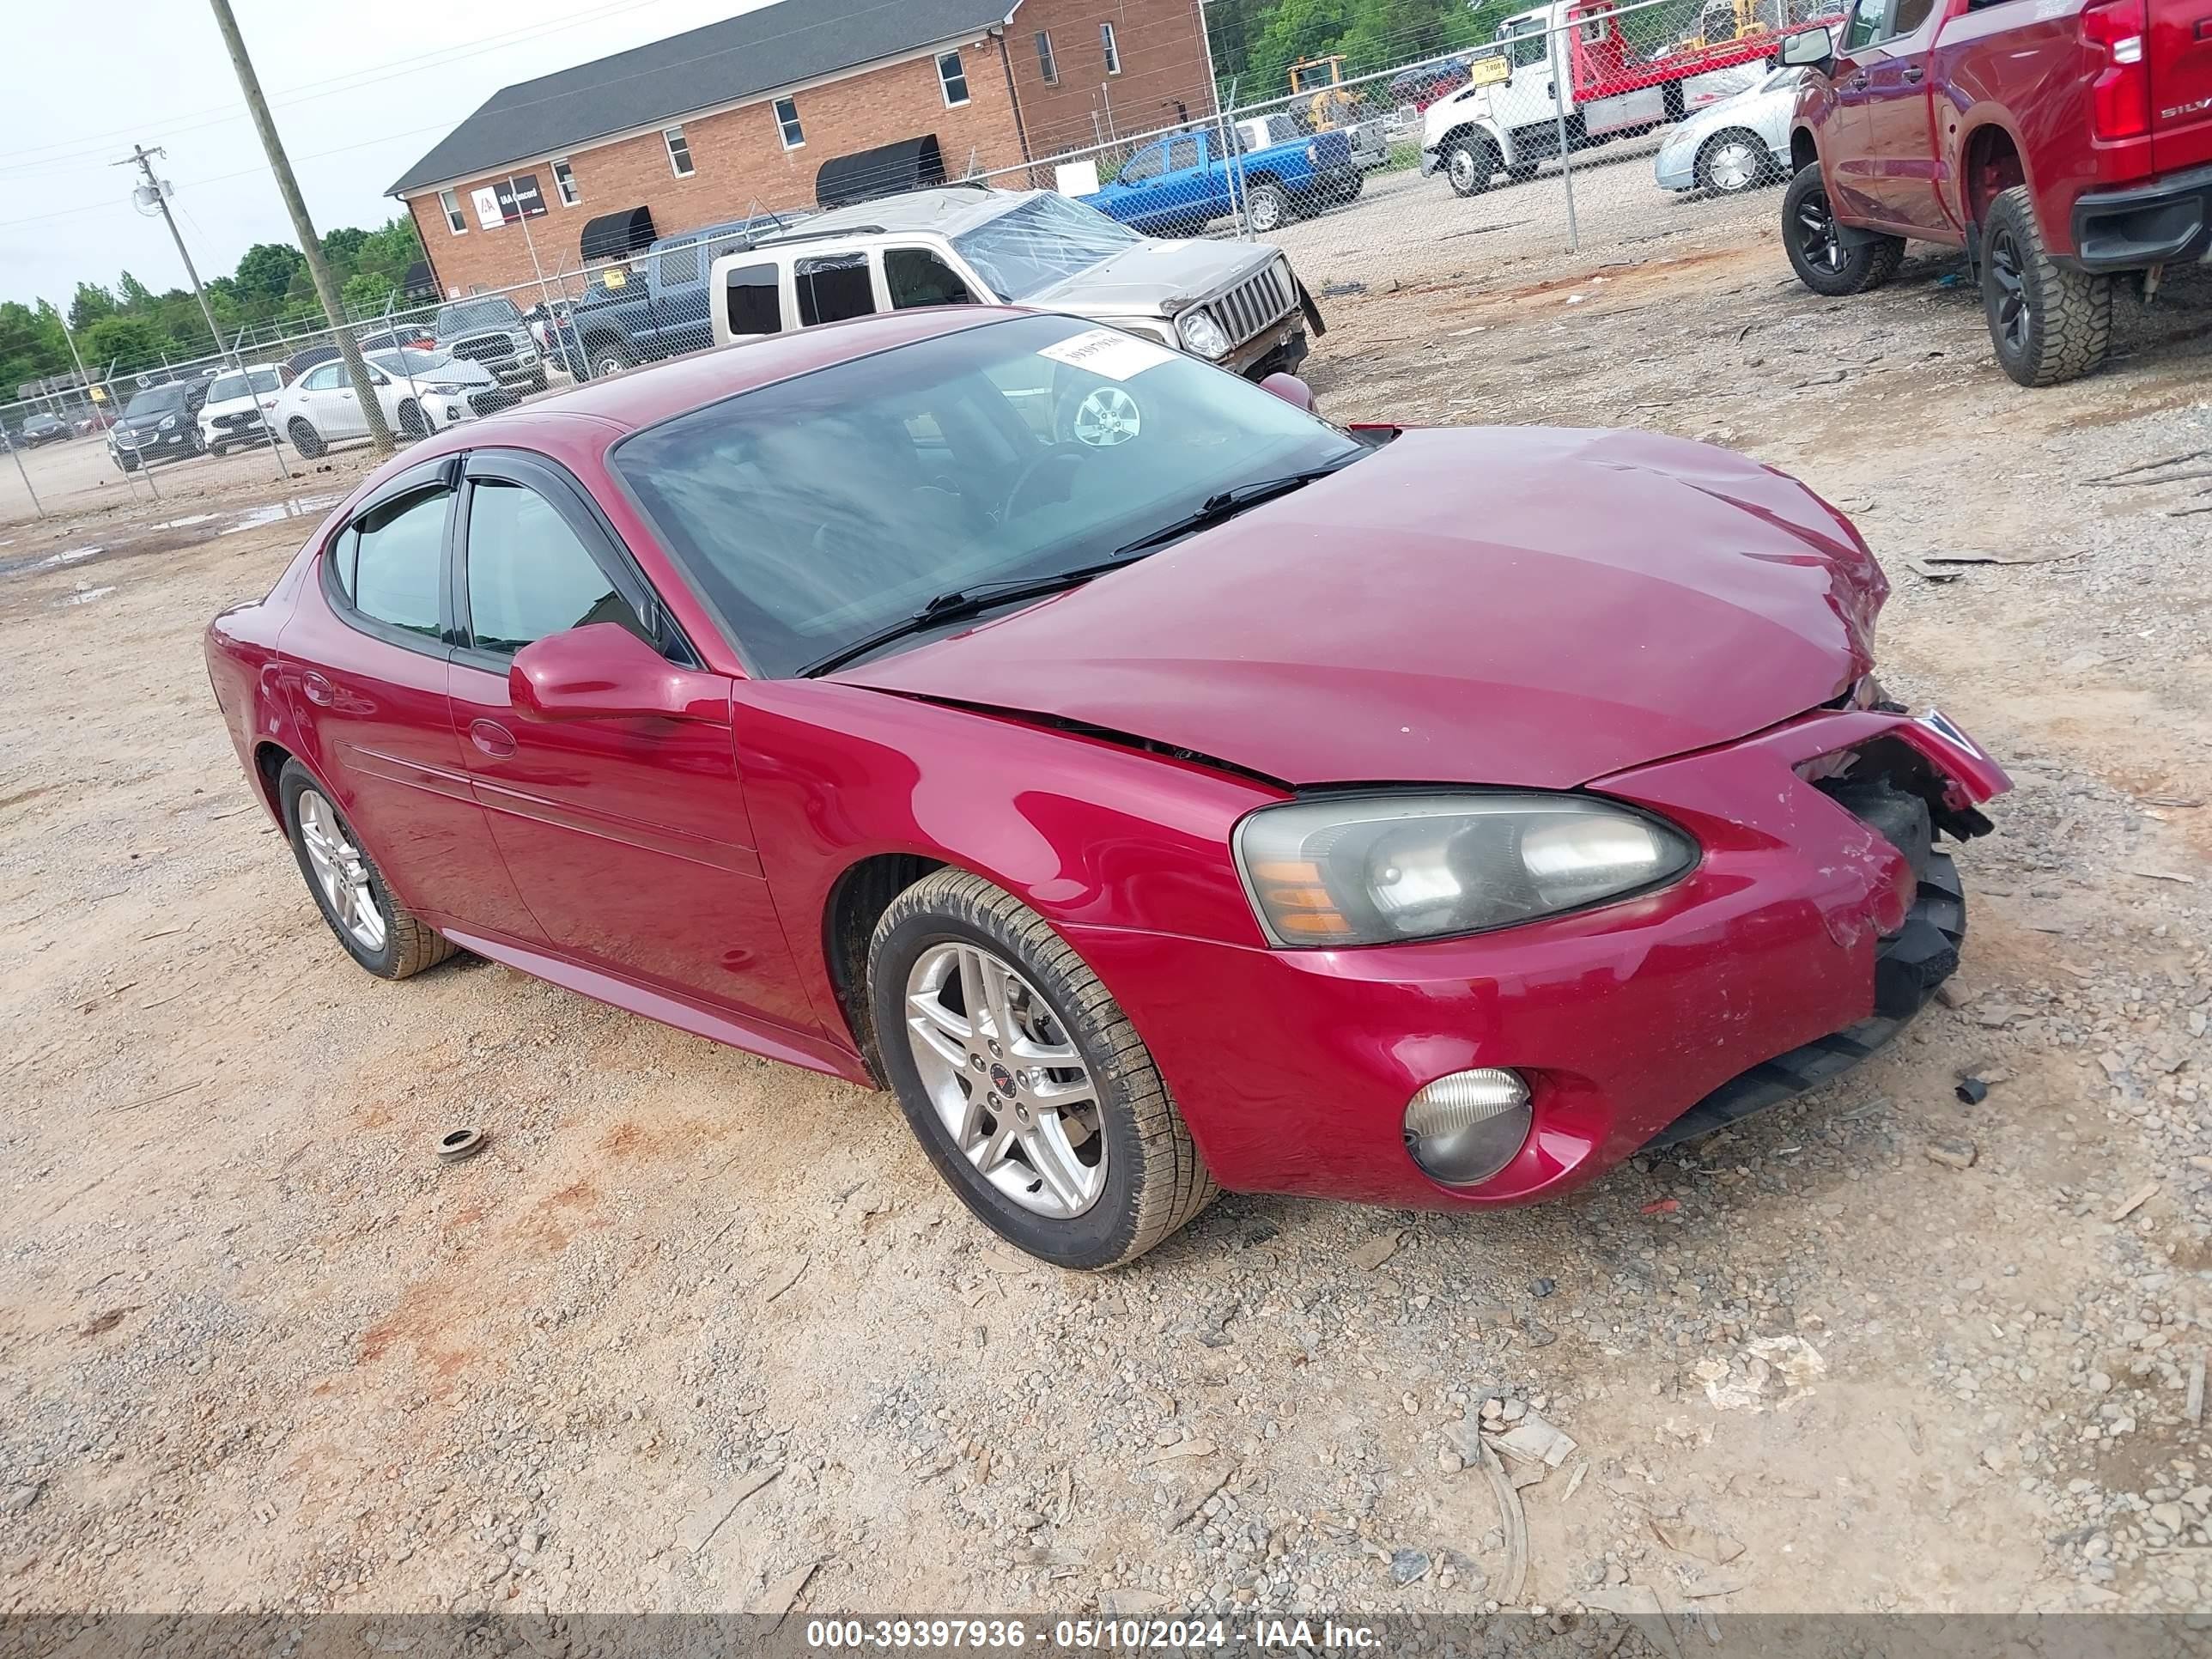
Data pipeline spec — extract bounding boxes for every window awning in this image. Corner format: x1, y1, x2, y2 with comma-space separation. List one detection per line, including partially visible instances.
815, 135, 945, 209
580, 205, 658, 263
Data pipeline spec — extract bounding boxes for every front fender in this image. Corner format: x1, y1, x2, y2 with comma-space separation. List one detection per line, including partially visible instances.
732, 678, 1281, 1041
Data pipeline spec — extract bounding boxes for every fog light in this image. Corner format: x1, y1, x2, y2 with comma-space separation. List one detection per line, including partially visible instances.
1404, 1068, 1531, 1187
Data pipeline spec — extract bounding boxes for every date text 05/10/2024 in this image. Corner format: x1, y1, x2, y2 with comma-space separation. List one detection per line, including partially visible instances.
804, 1620, 1382, 1650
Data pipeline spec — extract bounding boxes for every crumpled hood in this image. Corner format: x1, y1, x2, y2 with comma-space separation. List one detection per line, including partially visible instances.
1028, 237, 1280, 312
836, 427, 1886, 789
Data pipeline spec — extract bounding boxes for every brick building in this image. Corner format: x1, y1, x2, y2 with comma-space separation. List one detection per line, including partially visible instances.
389, 0, 1217, 297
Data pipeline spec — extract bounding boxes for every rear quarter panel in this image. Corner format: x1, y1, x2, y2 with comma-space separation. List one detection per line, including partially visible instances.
1932, 0, 2152, 250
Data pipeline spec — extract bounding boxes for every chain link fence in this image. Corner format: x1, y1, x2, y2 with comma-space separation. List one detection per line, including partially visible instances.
3, 0, 1840, 525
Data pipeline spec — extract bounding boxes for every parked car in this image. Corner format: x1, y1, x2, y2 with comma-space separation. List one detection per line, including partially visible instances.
712, 188, 1323, 382
204, 305, 2007, 1269
75, 407, 117, 435
107, 380, 211, 471
269, 348, 498, 456
568, 217, 781, 378
1654, 66, 1803, 193
1085, 124, 1359, 235
1780, 0, 2211, 386
1391, 58, 1474, 111
431, 295, 546, 396
197, 362, 295, 456
19, 412, 71, 447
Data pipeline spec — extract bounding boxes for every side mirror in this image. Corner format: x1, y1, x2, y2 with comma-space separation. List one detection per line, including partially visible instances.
1779, 27, 1832, 70
1260, 372, 1316, 413
508, 623, 725, 723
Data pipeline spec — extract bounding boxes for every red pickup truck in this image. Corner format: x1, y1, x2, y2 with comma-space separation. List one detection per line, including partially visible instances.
1777, 0, 2212, 385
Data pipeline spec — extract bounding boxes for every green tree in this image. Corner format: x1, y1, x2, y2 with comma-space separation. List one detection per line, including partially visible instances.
342, 270, 399, 316
68, 282, 118, 332
234, 241, 307, 306
82, 313, 165, 369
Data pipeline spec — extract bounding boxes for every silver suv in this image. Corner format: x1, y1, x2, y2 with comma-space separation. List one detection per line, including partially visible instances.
708, 187, 1323, 380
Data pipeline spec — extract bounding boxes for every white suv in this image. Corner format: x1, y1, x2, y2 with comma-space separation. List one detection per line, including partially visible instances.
198, 362, 295, 456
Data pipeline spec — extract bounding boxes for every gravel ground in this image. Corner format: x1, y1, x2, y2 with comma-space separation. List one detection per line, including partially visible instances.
1, 222, 2209, 1633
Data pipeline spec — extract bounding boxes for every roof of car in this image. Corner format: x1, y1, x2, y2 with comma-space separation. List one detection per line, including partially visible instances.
388, 0, 1016, 196
757, 186, 1033, 245
412, 305, 1026, 453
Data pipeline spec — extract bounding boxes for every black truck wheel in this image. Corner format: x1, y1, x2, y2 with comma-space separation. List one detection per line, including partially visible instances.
1979, 185, 2112, 387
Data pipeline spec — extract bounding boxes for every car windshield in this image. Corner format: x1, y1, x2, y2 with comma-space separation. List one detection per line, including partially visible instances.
121, 385, 187, 419
208, 369, 283, 402
436, 300, 520, 334
951, 196, 1141, 300
1760, 66, 1802, 93
369, 348, 455, 375
614, 313, 1366, 679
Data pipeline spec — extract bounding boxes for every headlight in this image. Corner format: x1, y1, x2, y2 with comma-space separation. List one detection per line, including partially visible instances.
158, 415, 176, 430
1176, 309, 1230, 360
1234, 792, 1696, 946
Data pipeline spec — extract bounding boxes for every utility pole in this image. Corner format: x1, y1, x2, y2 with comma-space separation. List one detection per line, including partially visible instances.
204, 0, 393, 458
115, 144, 228, 365
115, 143, 292, 486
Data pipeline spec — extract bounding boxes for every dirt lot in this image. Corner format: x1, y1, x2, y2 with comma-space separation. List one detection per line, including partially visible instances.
2, 213, 2209, 1632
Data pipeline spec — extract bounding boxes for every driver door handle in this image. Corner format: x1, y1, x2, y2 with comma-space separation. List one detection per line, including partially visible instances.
469, 719, 516, 759
1902, 64, 1924, 82
1845, 73, 1868, 89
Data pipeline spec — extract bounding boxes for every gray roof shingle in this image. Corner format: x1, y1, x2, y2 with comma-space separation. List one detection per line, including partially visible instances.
388, 0, 1018, 196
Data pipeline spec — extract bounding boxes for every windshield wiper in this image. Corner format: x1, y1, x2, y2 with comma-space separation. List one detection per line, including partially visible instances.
1111, 459, 1358, 558
799, 551, 1155, 678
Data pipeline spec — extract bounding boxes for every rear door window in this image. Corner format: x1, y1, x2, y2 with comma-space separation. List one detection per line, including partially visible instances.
795, 252, 877, 325
340, 488, 451, 642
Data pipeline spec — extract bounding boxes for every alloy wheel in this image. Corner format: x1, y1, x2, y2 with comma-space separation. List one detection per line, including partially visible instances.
296, 787, 386, 953
1448, 149, 1476, 191
1987, 227, 2031, 354
902, 941, 1106, 1218
1795, 186, 1844, 272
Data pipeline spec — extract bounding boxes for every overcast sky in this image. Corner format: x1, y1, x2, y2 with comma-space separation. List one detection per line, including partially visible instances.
0, 0, 777, 313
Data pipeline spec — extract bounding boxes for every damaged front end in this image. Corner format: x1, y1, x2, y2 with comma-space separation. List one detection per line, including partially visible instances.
1639, 707, 2008, 1151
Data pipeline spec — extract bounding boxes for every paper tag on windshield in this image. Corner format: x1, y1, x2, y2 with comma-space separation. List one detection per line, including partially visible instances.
1037, 327, 1177, 382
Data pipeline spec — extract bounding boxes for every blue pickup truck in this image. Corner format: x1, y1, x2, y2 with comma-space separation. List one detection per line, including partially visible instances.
1082, 122, 1360, 238
565, 216, 781, 377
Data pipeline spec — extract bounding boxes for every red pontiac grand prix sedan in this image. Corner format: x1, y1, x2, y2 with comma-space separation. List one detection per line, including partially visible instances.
205, 307, 2008, 1268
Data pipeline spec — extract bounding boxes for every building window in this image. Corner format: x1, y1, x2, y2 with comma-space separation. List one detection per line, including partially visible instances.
664, 125, 695, 177
1036, 30, 1059, 83
937, 50, 970, 106
439, 189, 466, 234
551, 159, 580, 206
1101, 21, 1121, 75
774, 96, 804, 149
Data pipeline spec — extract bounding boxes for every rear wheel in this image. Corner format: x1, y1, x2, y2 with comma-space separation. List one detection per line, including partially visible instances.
867, 870, 1216, 1269
1698, 129, 1771, 193
1783, 165, 1905, 296
276, 760, 454, 980
287, 418, 325, 459
1979, 185, 2112, 387
1445, 135, 1500, 197
587, 340, 634, 379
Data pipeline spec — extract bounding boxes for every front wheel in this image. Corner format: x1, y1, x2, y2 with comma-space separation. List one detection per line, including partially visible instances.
1783, 165, 1905, 297
1445, 136, 1499, 197
1244, 182, 1289, 234
397, 398, 428, 440
287, 418, 326, 459
1980, 185, 2112, 387
1698, 129, 1771, 193
867, 870, 1216, 1269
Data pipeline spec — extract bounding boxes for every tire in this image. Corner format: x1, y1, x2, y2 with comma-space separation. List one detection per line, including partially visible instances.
397, 398, 428, 440
276, 759, 454, 981
115, 453, 137, 473
1245, 182, 1290, 234
1980, 184, 2112, 388
867, 870, 1217, 1270
528, 372, 550, 395
1783, 165, 1905, 297
288, 418, 326, 459
209, 442, 227, 459
1507, 161, 1541, 184
1697, 129, 1771, 194
587, 340, 634, 379
1445, 136, 1500, 197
